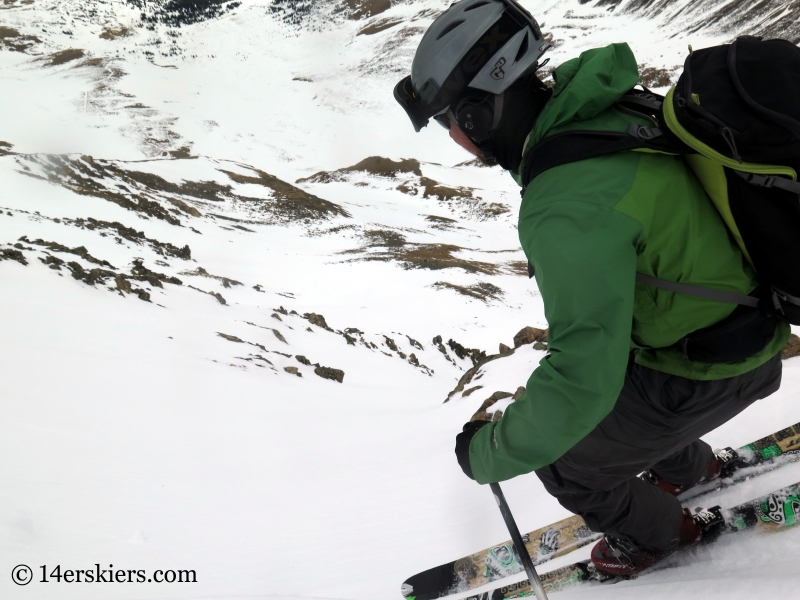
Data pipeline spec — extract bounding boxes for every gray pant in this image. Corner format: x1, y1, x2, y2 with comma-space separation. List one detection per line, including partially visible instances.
535, 353, 783, 552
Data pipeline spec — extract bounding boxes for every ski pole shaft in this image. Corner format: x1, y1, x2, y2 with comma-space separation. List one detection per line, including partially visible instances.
489, 482, 550, 600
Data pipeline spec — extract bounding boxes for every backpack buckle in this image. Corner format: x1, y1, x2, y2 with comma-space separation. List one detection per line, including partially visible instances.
736, 171, 778, 188
626, 123, 662, 141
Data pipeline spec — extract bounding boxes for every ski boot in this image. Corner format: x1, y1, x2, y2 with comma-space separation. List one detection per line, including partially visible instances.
640, 447, 740, 496
590, 507, 724, 577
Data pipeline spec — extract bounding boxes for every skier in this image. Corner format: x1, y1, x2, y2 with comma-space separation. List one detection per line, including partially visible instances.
394, 0, 790, 576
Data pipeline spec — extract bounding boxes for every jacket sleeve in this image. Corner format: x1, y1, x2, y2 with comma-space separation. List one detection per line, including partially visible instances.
468, 200, 643, 484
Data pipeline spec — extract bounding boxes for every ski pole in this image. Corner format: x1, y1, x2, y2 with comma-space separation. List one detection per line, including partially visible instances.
490, 482, 550, 600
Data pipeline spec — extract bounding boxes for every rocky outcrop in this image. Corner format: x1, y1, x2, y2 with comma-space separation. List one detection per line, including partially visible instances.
469, 386, 527, 422
298, 156, 422, 184
783, 334, 800, 360
314, 366, 344, 383
513, 326, 548, 349
304, 312, 333, 331
0, 247, 27, 265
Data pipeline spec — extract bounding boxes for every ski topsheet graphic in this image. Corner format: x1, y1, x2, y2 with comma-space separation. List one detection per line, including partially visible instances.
468, 480, 800, 600
402, 422, 800, 600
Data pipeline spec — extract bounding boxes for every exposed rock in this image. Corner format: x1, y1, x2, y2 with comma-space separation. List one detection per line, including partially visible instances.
639, 64, 676, 89
217, 333, 244, 343
425, 214, 458, 230
444, 353, 506, 402
533, 341, 548, 351
134, 289, 151, 302
346, 0, 390, 20
180, 266, 242, 288
45, 49, 85, 66
383, 335, 399, 352
19, 236, 114, 268
66, 261, 116, 286
386, 244, 498, 275
499, 343, 512, 355
408, 353, 419, 366
189, 285, 227, 305
253, 284, 265, 292
432, 334, 455, 364
167, 197, 202, 217
244, 320, 288, 344
0, 26, 40, 53
239, 354, 275, 368
298, 156, 422, 183
284, 366, 302, 377
71, 218, 191, 259
99, 27, 131, 40
221, 166, 350, 221
272, 313, 283, 321
130, 259, 182, 288
783, 335, 800, 360
406, 335, 423, 350
462, 385, 483, 398
470, 391, 514, 422
39, 254, 65, 270
275, 306, 289, 315
514, 326, 548, 348
513, 386, 526, 400
357, 17, 402, 35
0, 248, 27, 265
305, 312, 332, 331
364, 229, 407, 248
433, 281, 504, 302
448, 339, 487, 366
115, 274, 131, 293
314, 366, 344, 383
296, 355, 311, 366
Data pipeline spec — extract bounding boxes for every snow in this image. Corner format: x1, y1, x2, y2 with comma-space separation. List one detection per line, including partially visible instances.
1, 1, 799, 600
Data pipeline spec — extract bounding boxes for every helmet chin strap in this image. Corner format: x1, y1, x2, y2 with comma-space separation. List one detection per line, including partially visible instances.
468, 92, 504, 165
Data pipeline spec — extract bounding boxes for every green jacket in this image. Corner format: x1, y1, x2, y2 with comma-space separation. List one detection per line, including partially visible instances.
468, 43, 790, 485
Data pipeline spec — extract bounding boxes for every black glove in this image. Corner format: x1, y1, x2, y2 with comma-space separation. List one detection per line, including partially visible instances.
455, 420, 491, 480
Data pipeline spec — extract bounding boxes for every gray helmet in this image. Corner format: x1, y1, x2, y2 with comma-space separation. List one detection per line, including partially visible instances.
394, 0, 551, 132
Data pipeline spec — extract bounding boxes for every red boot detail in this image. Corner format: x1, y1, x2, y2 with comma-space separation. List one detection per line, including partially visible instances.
642, 450, 730, 497
590, 536, 663, 576
679, 508, 703, 546
591, 509, 704, 577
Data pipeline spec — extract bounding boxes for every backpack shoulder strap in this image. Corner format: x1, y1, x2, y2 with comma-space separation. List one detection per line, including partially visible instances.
520, 91, 688, 192
521, 128, 646, 191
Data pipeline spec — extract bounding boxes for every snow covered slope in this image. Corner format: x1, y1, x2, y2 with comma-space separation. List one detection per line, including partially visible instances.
1, 1, 799, 600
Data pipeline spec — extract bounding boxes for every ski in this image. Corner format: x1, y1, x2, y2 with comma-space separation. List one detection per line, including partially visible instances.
467, 479, 800, 599
401, 421, 800, 600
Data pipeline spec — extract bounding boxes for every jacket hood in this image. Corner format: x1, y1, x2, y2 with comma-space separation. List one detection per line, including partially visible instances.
527, 43, 639, 150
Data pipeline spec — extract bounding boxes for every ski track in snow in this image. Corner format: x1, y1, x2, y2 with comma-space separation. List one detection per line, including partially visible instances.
1, 1, 799, 599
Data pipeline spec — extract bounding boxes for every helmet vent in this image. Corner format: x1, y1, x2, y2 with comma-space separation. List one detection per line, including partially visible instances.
436, 20, 465, 40
515, 32, 529, 63
464, 1, 490, 11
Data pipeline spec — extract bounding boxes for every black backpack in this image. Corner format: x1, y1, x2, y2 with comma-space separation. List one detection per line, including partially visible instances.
521, 37, 800, 360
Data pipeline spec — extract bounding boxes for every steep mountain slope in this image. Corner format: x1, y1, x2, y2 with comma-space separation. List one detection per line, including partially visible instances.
1, 2, 799, 600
